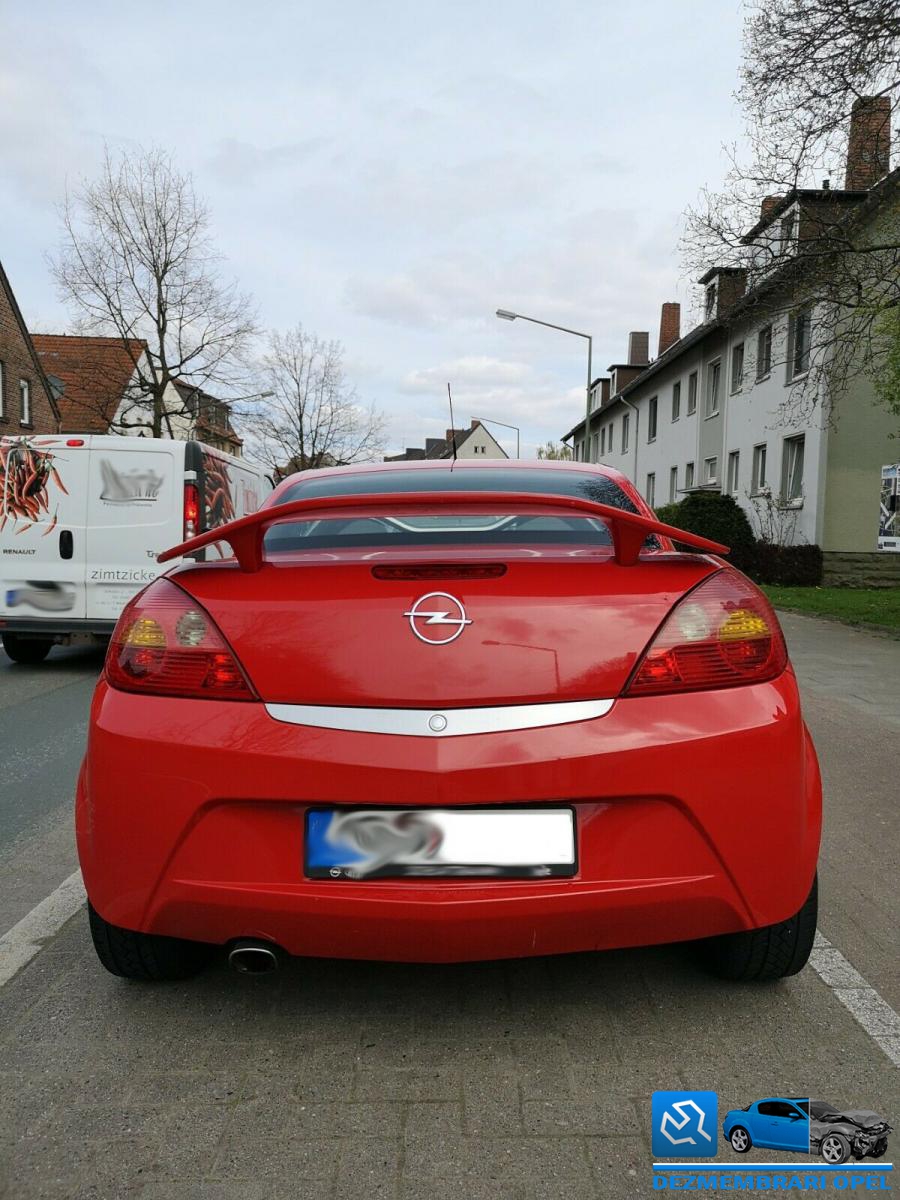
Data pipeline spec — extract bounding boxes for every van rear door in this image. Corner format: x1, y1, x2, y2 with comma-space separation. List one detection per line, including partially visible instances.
0, 436, 90, 624
84, 439, 181, 622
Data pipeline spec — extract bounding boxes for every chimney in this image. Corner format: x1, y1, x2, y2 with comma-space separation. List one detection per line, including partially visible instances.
760, 194, 784, 221
658, 302, 681, 356
845, 95, 891, 190
627, 331, 650, 366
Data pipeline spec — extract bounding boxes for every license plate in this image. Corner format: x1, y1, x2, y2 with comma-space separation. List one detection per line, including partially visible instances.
305, 807, 576, 879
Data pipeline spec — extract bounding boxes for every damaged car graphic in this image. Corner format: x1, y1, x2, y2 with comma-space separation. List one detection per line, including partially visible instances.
810, 1100, 892, 1165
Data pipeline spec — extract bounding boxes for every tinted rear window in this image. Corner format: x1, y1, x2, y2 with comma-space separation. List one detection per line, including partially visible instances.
265, 469, 639, 553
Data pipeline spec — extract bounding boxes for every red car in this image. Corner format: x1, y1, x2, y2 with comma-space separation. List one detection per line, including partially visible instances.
77, 460, 821, 982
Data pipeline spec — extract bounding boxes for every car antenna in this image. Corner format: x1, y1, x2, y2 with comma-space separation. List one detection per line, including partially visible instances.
447, 382, 458, 471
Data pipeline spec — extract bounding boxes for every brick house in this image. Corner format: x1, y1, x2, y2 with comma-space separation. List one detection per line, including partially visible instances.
0, 260, 59, 435
32, 334, 243, 454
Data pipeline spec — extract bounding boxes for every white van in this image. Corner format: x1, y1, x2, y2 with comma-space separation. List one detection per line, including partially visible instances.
0, 435, 271, 662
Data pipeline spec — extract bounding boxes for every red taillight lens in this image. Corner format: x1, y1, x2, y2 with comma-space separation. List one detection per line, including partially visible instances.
626, 569, 788, 696
183, 482, 200, 539
105, 578, 256, 701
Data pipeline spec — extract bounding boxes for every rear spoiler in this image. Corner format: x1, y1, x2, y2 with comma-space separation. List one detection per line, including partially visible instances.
157, 490, 729, 572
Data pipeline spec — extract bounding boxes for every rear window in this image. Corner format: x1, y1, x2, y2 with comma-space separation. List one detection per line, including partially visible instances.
265, 469, 640, 553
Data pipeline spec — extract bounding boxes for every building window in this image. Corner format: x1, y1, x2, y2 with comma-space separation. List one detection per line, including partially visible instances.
782, 435, 805, 501
788, 308, 812, 379
756, 325, 772, 379
647, 396, 657, 442
727, 450, 740, 494
671, 381, 681, 422
685, 461, 695, 488
669, 465, 678, 502
730, 343, 744, 392
591, 433, 598, 460
600, 426, 606, 456
687, 371, 698, 415
19, 379, 31, 425
0, 360, 5, 418
646, 473, 656, 508
752, 443, 768, 493
705, 283, 717, 319
622, 413, 629, 452
705, 360, 721, 417
780, 211, 796, 253
704, 456, 718, 485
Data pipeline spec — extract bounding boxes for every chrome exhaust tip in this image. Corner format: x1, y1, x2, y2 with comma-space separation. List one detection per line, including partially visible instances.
227, 940, 281, 974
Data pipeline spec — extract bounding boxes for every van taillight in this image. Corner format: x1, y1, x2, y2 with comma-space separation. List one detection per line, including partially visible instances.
183, 483, 200, 538
105, 578, 256, 701
625, 569, 788, 696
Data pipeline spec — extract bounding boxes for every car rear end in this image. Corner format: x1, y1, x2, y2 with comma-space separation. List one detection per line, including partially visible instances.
77, 462, 821, 968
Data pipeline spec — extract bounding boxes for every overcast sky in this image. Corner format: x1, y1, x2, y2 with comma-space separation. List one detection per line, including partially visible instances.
2, 0, 746, 457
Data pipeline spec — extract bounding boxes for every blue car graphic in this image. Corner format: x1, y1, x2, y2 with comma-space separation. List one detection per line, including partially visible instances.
723, 1097, 810, 1155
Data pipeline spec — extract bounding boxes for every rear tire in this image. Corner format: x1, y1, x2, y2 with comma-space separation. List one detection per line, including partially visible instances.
701, 873, 818, 982
88, 902, 212, 981
729, 1126, 752, 1153
2, 633, 52, 664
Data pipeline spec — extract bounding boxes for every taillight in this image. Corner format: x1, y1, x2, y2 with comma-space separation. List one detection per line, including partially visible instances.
105, 578, 256, 701
626, 569, 787, 696
183, 482, 200, 539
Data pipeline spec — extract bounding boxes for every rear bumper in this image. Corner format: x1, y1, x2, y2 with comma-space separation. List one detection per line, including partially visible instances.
0, 617, 114, 637
77, 672, 821, 963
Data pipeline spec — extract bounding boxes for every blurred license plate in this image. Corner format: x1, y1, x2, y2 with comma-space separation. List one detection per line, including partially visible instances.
305, 807, 576, 880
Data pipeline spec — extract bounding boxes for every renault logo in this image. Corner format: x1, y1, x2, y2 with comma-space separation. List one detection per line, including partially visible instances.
404, 592, 472, 645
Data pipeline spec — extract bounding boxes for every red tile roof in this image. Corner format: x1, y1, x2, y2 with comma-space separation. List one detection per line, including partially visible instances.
31, 334, 147, 433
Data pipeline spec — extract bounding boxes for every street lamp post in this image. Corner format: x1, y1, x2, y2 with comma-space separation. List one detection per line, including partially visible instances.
473, 415, 520, 458
496, 308, 593, 462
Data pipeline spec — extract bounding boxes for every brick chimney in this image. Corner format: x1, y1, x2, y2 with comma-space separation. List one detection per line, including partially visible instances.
845, 95, 891, 190
627, 331, 650, 366
760, 194, 784, 221
658, 302, 681, 356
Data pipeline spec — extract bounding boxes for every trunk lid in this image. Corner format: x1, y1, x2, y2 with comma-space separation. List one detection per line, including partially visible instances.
172, 550, 719, 706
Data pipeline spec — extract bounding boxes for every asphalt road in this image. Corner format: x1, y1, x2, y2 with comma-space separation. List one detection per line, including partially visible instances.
0, 617, 898, 1200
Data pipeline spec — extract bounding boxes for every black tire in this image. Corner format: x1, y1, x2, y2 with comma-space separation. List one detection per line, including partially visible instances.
819, 1132, 851, 1165
700, 873, 818, 982
870, 1138, 888, 1160
88, 901, 212, 981
729, 1126, 752, 1154
2, 633, 52, 664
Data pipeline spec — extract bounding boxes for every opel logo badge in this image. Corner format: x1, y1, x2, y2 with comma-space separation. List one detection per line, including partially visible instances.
404, 592, 472, 645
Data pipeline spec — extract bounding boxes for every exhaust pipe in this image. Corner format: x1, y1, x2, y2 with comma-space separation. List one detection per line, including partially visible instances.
228, 939, 281, 975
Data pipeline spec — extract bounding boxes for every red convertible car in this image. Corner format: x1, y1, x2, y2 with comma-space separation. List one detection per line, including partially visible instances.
76, 460, 821, 981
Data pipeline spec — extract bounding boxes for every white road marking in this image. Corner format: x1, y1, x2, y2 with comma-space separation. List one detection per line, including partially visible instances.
0, 869, 85, 988
810, 931, 900, 1068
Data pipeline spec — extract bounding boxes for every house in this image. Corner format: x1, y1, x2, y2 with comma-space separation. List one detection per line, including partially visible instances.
31, 334, 148, 434
32, 334, 242, 455
171, 382, 243, 457
562, 97, 900, 584
0, 260, 59, 435
385, 420, 508, 461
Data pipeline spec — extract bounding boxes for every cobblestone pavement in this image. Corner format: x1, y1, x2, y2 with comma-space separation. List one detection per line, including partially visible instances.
1, 615, 897, 1199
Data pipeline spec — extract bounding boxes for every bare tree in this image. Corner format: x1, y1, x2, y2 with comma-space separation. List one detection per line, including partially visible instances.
536, 440, 573, 460
51, 146, 257, 437
245, 325, 386, 475
680, 0, 900, 424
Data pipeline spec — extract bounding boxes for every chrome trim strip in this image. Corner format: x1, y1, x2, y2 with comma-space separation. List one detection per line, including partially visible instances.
264, 697, 614, 737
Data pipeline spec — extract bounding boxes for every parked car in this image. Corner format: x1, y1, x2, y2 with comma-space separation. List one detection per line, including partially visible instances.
0, 435, 270, 662
76, 460, 821, 981
724, 1098, 811, 1155
809, 1100, 892, 1165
